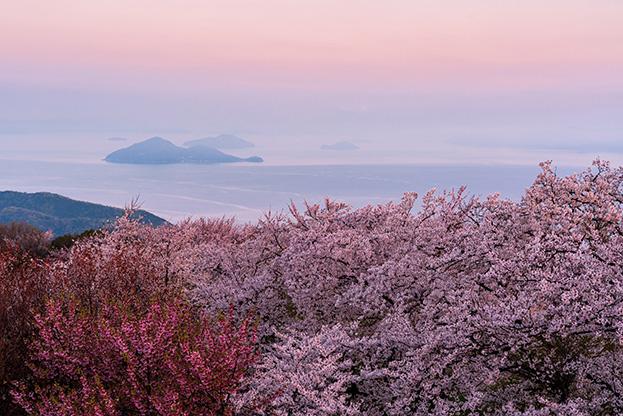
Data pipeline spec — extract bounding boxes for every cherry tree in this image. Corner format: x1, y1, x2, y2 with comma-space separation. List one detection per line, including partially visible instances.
6, 160, 623, 415
190, 160, 623, 414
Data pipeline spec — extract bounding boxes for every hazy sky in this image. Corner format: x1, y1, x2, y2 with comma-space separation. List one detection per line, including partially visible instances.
2, 0, 623, 159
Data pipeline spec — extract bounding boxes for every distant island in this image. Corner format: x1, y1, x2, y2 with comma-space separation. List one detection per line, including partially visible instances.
107, 137, 128, 142
184, 134, 255, 149
0, 191, 167, 236
105, 137, 263, 165
321, 141, 359, 151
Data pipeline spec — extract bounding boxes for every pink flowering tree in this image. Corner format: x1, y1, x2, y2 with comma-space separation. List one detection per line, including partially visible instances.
13, 298, 257, 416
190, 160, 623, 414
0, 245, 49, 416
10, 215, 260, 416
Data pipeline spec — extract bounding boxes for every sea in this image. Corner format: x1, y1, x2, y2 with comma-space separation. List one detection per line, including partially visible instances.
0, 134, 595, 223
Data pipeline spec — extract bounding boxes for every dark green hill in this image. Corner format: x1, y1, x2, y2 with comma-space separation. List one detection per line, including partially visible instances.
0, 191, 168, 236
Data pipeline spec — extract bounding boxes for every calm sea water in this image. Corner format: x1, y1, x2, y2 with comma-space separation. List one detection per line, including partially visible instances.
0, 134, 591, 222
0, 158, 576, 223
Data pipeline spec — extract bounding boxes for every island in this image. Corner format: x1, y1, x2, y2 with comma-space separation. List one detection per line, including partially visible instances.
0, 191, 167, 236
105, 137, 263, 165
184, 134, 255, 149
321, 141, 360, 151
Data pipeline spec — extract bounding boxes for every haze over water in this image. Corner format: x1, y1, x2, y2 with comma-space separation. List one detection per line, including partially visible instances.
0, 133, 580, 223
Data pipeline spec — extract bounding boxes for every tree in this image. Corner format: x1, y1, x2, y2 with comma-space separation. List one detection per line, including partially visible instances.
14, 299, 257, 416
191, 160, 623, 414
0, 245, 49, 415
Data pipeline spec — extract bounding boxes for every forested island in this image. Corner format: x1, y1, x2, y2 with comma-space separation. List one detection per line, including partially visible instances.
105, 137, 263, 165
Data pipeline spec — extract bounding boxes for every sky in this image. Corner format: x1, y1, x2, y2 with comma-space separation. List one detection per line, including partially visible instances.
2, 0, 623, 163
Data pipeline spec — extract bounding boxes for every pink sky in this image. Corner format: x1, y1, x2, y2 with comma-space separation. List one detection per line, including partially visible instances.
1, 0, 623, 158
3, 0, 623, 92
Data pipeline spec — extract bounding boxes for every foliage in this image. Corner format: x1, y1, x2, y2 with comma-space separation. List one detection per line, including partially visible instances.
49, 229, 100, 251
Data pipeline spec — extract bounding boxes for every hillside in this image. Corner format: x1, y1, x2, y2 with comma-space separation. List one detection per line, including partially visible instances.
0, 191, 167, 236
105, 137, 263, 164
